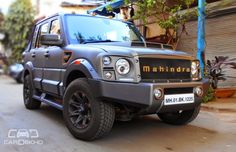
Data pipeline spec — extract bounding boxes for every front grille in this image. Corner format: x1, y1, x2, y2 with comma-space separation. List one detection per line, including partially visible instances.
164, 88, 193, 95
139, 58, 191, 82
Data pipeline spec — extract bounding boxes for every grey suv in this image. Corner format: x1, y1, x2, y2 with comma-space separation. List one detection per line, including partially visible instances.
23, 13, 209, 141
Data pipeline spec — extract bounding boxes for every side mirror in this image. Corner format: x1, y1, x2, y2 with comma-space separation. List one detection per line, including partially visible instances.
40, 34, 63, 46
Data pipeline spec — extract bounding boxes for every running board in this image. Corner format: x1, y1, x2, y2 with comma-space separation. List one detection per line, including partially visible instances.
33, 94, 63, 110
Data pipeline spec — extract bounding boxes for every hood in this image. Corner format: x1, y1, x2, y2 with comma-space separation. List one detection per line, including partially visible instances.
66, 42, 193, 60
85, 42, 193, 59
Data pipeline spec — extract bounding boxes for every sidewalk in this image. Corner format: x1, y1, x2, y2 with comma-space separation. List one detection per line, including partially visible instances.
201, 95, 236, 113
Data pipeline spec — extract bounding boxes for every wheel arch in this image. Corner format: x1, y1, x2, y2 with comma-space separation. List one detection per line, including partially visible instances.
23, 69, 30, 78
63, 59, 100, 88
23, 62, 34, 78
65, 70, 87, 88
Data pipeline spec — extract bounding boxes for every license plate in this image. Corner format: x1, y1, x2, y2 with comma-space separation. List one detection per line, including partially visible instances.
164, 94, 194, 105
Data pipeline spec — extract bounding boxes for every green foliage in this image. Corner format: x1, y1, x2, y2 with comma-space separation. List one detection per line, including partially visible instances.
202, 86, 215, 103
3, 0, 35, 62
125, 0, 196, 46
0, 10, 4, 31
106, 5, 113, 12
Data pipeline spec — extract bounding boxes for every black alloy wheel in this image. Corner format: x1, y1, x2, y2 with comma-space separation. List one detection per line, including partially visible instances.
63, 78, 115, 141
68, 91, 92, 129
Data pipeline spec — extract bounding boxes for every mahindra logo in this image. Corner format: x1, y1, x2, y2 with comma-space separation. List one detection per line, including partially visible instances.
142, 66, 191, 73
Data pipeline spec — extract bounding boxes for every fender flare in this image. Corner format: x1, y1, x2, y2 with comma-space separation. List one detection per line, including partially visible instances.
22, 61, 34, 78
63, 59, 100, 87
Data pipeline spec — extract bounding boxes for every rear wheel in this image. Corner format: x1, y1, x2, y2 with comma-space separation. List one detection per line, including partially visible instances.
23, 75, 41, 109
157, 105, 200, 125
63, 78, 115, 141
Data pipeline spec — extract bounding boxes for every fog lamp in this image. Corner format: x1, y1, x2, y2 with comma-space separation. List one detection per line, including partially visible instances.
195, 86, 203, 97
154, 88, 163, 99
104, 72, 112, 79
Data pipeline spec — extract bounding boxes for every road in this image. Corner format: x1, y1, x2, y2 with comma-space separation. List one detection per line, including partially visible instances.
0, 75, 236, 152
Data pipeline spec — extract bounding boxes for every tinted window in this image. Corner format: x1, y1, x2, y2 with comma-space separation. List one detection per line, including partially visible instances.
65, 15, 143, 44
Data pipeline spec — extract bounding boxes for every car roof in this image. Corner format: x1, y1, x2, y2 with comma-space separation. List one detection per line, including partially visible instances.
36, 12, 131, 25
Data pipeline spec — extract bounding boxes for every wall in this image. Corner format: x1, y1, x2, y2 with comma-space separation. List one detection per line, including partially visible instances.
177, 13, 236, 87
61, 6, 97, 14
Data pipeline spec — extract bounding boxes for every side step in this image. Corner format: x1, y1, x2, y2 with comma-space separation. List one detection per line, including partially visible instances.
33, 93, 63, 110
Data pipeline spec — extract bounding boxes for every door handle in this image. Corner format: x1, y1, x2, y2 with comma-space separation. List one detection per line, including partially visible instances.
31, 52, 36, 58
44, 52, 50, 58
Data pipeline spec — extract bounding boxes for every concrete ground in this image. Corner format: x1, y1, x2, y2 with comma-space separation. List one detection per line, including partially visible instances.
0, 75, 236, 152
202, 96, 236, 113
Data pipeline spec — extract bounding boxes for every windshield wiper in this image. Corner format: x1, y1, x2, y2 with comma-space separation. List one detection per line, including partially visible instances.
81, 39, 119, 44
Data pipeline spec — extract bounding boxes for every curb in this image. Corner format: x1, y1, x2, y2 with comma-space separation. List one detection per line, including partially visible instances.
201, 104, 236, 113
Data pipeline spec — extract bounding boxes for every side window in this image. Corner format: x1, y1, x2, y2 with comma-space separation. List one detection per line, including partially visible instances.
50, 19, 61, 36
31, 26, 39, 49
35, 23, 49, 48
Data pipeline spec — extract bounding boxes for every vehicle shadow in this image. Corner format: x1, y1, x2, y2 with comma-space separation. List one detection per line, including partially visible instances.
36, 104, 64, 124
33, 104, 219, 152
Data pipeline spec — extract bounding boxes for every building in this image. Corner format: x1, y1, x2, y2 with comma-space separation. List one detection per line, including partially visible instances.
32, 0, 103, 17
177, 0, 236, 87
60, 0, 104, 14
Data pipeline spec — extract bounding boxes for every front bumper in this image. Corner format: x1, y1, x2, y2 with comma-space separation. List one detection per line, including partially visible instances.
89, 79, 209, 113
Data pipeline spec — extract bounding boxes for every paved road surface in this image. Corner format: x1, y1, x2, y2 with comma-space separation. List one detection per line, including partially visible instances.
0, 76, 236, 152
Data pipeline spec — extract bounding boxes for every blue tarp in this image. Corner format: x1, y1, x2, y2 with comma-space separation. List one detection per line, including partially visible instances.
87, 0, 124, 16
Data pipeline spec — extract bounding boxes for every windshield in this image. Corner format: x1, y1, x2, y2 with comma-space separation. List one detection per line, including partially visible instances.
65, 15, 144, 44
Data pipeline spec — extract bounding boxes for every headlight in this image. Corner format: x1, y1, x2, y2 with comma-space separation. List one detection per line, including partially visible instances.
191, 62, 197, 74
115, 59, 130, 75
191, 60, 200, 80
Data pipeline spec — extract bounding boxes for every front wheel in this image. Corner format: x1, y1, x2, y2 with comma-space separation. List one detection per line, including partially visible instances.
63, 78, 115, 141
157, 105, 200, 125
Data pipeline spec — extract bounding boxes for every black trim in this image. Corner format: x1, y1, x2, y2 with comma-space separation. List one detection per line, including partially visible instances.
164, 87, 193, 95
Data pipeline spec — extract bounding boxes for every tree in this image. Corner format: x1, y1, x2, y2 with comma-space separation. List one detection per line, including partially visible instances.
0, 10, 3, 28
125, 0, 196, 48
3, 0, 34, 62
0, 9, 5, 39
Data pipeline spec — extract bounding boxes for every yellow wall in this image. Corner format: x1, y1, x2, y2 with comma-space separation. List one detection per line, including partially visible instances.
135, 19, 165, 38
61, 6, 98, 14
145, 23, 165, 38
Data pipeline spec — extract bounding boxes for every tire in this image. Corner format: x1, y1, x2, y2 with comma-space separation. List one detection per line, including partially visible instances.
157, 105, 200, 125
63, 78, 115, 141
23, 75, 41, 109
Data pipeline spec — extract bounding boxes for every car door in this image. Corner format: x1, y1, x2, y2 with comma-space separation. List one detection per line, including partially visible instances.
42, 18, 64, 96
30, 22, 49, 90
